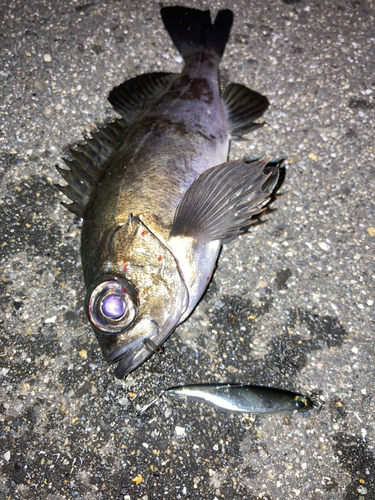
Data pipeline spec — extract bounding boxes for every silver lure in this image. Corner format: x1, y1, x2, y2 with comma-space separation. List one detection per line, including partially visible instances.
139, 384, 315, 416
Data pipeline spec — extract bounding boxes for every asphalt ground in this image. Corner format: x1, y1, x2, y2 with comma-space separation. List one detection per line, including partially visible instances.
0, 0, 374, 499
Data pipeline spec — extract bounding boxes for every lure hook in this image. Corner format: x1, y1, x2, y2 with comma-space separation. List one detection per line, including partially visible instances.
138, 391, 166, 417
240, 414, 257, 430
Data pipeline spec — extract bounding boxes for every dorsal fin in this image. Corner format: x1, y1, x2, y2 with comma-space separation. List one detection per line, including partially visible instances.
108, 72, 178, 120
223, 83, 269, 138
57, 73, 177, 218
56, 118, 127, 217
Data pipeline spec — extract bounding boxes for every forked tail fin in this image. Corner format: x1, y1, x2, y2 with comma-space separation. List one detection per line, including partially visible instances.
161, 6, 233, 62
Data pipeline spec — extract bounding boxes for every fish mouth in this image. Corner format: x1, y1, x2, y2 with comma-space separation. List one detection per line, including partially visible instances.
106, 320, 163, 379
113, 343, 154, 379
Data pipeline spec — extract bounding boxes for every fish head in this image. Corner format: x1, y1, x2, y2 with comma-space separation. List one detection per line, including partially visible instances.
85, 216, 189, 378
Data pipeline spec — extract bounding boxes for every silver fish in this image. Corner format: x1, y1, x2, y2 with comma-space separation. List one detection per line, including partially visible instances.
57, 6, 284, 378
164, 384, 314, 414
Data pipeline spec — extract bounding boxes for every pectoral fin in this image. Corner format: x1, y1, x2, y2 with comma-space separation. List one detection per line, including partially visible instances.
171, 157, 284, 243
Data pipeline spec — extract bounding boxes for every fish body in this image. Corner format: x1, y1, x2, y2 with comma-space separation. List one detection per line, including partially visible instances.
57, 7, 283, 378
165, 384, 313, 414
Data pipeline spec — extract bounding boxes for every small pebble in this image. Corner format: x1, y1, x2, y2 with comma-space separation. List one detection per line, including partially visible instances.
175, 426, 186, 438
79, 349, 88, 360
318, 242, 330, 251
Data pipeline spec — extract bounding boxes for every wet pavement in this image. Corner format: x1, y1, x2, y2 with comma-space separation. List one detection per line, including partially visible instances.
0, 0, 374, 499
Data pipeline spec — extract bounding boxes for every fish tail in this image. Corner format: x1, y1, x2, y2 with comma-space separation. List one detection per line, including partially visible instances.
160, 6, 233, 61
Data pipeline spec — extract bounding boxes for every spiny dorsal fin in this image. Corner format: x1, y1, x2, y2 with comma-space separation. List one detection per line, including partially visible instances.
108, 72, 178, 120
223, 83, 269, 138
171, 157, 284, 243
56, 118, 127, 217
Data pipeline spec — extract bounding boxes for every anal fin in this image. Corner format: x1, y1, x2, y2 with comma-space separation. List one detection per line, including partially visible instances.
224, 83, 269, 138
171, 157, 285, 243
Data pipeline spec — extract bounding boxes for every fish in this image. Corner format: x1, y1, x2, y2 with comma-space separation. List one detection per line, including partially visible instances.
138, 384, 314, 416
57, 6, 284, 379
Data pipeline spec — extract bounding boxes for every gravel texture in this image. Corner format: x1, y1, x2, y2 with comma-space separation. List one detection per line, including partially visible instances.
0, 0, 374, 499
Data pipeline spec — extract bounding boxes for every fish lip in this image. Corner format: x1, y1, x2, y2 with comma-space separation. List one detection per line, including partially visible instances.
114, 344, 154, 379
106, 321, 158, 364
113, 322, 177, 379
107, 321, 161, 379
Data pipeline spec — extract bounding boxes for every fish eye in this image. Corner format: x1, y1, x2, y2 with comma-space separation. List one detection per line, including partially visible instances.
101, 293, 126, 319
294, 395, 308, 409
86, 275, 138, 335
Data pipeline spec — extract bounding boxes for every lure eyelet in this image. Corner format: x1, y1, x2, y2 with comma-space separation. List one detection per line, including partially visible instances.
294, 395, 309, 409
85, 274, 138, 335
